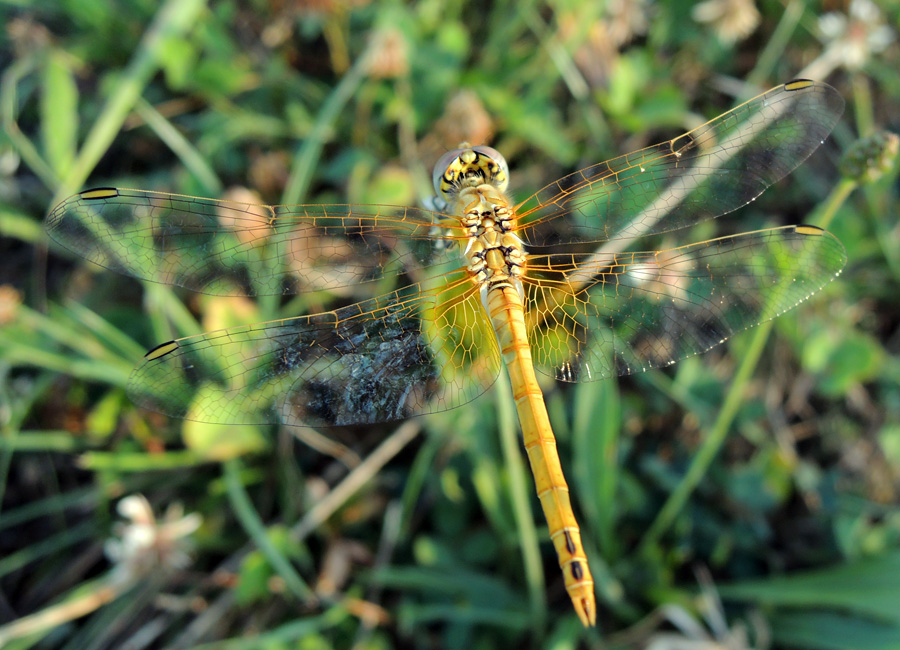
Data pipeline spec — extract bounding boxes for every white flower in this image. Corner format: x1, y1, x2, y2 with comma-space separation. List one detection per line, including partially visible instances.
692, 0, 761, 44
105, 495, 202, 585
818, 0, 894, 70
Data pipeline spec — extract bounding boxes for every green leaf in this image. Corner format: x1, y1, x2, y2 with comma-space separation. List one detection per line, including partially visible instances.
360, 165, 415, 206
183, 386, 268, 459
157, 35, 197, 90
719, 551, 900, 623
435, 20, 470, 57
234, 526, 308, 606
41, 50, 79, 176
84, 389, 128, 439
235, 550, 274, 606
879, 424, 900, 466
769, 610, 900, 650
0, 206, 44, 244
802, 330, 884, 396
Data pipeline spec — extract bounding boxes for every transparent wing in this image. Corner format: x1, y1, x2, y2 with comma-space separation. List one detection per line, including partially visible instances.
46, 188, 466, 296
45, 81, 845, 428
128, 271, 501, 427
514, 80, 844, 247
524, 226, 847, 382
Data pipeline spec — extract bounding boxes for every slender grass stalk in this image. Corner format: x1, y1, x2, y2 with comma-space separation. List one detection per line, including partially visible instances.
0, 579, 120, 647
391, 603, 531, 629
290, 421, 421, 541
0, 374, 60, 517
0, 521, 96, 579
0, 431, 95, 453
50, 0, 206, 205
0, 331, 131, 387
0, 206, 45, 243
1, 55, 58, 189
80, 450, 210, 471
58, 581, 159, 650
352, 502, 402, 643
187, 607, 348, 650
746, 0, 805, 88
636, 52, 876, 557
224, 457, 314, 602
639, 177, 857, 552
573, 376, 620, 557
62, 300, 148, 361
25, 306, 124, 369
13, 302, 138, 372
40, 51, 78, 177
523, 9, 608, 147
867, 164, 900, 282
0, 486, 97, 531
0, 494, 201, 646
494, 373, 547, 634
281, 47, 373, 206
134, 98, 223, 195
144, 283, 203, 345
852, 74, 875, 138
399, 433, 442, 537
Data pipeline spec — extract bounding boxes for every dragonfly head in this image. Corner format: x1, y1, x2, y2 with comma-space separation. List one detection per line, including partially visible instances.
432, 143, 509, 200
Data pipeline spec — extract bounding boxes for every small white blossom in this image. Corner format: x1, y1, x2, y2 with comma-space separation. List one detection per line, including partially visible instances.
607, 0, 650, 47
692, 0, 761, 43
105, 495, 202, 585
818, 0, 894, 70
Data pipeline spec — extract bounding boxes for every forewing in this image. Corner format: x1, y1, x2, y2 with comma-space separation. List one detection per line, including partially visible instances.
524, 226, 847, 381
514, 81, 844, 247
46, 188, 464, 296
127, 271, 501, 427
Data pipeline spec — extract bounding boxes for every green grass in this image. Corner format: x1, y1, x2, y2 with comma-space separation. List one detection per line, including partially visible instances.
2, 1, 900, 648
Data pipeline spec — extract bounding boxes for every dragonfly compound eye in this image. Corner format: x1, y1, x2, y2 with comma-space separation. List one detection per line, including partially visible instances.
432, 144, 510, 198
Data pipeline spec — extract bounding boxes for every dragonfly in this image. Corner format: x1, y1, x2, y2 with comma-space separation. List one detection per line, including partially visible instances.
47, 79, 846, 626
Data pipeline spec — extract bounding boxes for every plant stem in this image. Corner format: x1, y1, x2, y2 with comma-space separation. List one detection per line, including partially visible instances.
639, 176, 856, 552
495, 373, 547, 634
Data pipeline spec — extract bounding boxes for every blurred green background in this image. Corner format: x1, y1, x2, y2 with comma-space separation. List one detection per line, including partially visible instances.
1, 1, 899, 648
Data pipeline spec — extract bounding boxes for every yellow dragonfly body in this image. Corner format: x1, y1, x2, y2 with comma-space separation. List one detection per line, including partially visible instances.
47, 80, 847, 626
